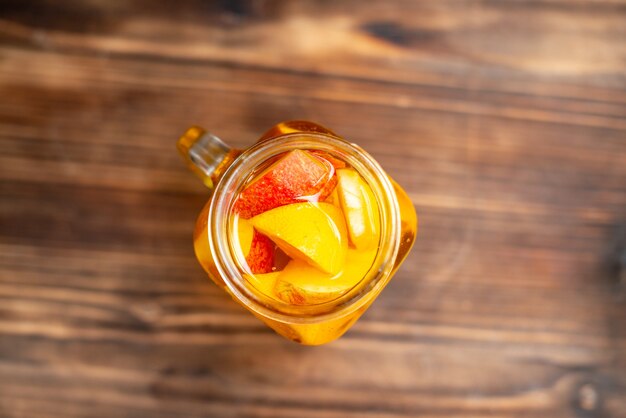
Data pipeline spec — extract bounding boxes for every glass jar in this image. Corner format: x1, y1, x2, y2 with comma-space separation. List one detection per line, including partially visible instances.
178, 121, 417, 345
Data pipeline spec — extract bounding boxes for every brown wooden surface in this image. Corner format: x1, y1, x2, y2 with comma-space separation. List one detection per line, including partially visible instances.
1, 1, 625, 417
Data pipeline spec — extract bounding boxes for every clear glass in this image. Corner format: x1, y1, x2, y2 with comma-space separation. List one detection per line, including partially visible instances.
178, 121, 417, 345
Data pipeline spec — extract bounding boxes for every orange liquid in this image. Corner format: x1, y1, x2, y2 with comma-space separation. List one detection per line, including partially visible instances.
193, 147, 417, 345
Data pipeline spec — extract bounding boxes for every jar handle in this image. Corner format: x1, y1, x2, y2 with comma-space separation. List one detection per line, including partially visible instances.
177, 126, 241, 190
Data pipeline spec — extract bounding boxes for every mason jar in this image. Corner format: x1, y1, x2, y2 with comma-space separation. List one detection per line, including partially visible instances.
178, 121, 417, 345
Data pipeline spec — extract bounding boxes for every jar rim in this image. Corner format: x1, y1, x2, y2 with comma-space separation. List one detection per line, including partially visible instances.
208, 133, 401, 323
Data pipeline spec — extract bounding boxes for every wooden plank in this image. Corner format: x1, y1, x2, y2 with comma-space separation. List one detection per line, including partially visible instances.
0, 0, 625, 417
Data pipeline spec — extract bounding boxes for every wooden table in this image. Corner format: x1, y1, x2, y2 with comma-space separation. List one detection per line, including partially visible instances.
1, 1, 625, 417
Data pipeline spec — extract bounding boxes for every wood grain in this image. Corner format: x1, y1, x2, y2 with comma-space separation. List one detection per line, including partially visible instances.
1, 1, 625, 417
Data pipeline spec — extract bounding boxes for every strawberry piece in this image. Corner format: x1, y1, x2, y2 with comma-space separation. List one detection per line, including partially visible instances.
233, 150, 333, 218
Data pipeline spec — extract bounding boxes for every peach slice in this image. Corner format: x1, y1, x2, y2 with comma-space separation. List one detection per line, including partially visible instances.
336, 168, 380, 250
274, 248, 378, 305
246, 231, 275, 274
235, 218, 274, 274
233, 150, 333, 219
244, 271, 280, 297
250, 202, 347, 275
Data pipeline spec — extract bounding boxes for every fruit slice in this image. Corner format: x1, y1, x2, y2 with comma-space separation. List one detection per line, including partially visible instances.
250, 202, 347, 275
245, 231, 275, 274
275, 248, 378, 305
234, 218, 274, 273
237, 218, 254, 258
244, 271, 280, 298
233, 150, 333, 218
336, 168, 380, 250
